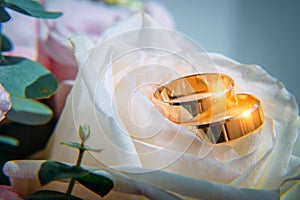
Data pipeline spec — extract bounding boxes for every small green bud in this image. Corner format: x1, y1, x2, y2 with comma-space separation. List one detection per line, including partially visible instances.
79, 124, 90, 143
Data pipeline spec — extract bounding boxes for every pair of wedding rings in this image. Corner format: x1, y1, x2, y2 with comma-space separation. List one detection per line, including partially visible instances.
153, 73, 264, 143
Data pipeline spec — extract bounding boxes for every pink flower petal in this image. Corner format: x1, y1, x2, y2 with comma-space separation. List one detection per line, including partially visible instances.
0, 185, 23, 200
0, 84, 11, 122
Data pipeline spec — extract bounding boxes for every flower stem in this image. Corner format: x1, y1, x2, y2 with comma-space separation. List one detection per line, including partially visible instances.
0, 23, 3, 56
64, 142, 85, 198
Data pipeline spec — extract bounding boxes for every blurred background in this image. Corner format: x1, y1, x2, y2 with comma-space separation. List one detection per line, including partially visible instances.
160, 0, 300, 107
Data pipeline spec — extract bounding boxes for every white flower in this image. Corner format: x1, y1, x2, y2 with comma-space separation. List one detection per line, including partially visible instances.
3, 13, 300, 199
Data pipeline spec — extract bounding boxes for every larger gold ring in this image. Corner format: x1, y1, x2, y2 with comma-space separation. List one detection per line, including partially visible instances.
190, 94, 264, 143
153, 73, 235, 124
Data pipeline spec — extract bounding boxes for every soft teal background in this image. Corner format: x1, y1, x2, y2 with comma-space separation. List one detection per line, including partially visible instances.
159, 0, 300, 107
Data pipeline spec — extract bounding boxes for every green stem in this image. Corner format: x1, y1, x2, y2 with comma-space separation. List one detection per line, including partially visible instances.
64, 178, 76, 199
76, 145, 85, 168
0, 22, 2, 57
64, 143, 85, 199
0, 23, 7, 64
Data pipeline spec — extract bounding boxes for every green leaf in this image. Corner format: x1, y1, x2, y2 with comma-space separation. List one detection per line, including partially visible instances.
23, 190, 83, 200
60, 141, 82, 149
77, 172, 114, 197
0, 135, 19, 146
39, 161, 89, 185
0, 7, 11, 22
0, 33, 13, 52
5, 0, 62, 19
6, 96, 53, 125
0, 56, 58, 99
38, 161, 114, 197
61, 142, 103, 152
25, 74, 58, 98
84, 146, 103, 153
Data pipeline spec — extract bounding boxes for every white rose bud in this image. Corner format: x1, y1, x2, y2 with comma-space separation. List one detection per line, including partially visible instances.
79, 124, 90, 143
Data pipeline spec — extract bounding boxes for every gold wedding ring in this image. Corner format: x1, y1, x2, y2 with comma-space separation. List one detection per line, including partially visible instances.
153, 73, 235, 124
192, 94, 264, 143
153, 73, 265, 143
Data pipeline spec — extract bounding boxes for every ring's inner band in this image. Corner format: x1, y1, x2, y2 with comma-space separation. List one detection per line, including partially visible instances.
153, 74, 235, 123
189, 94, 264, 143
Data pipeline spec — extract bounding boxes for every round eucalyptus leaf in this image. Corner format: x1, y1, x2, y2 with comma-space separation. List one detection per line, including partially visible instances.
0, 56, 58, 99
25, 73, 58, 99
0, 135, 19, 146
0, 34, 13, 52
0, 7, 11, 22
77, 172, 114, 197
39, 161, 89, 186
6, 96, 53, 125
39, 161, 114, 198
5, 0, 62, 19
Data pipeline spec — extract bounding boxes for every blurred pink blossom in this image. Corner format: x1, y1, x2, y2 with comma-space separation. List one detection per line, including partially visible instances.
0, 185, 22, 200
5, 0, 174, 82
4, 0, 174, 115
4, 12, 38, 60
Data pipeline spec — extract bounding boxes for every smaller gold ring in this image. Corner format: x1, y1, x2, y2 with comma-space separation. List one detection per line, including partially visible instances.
153, 73, 235, 124
190, 94, 264, 143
